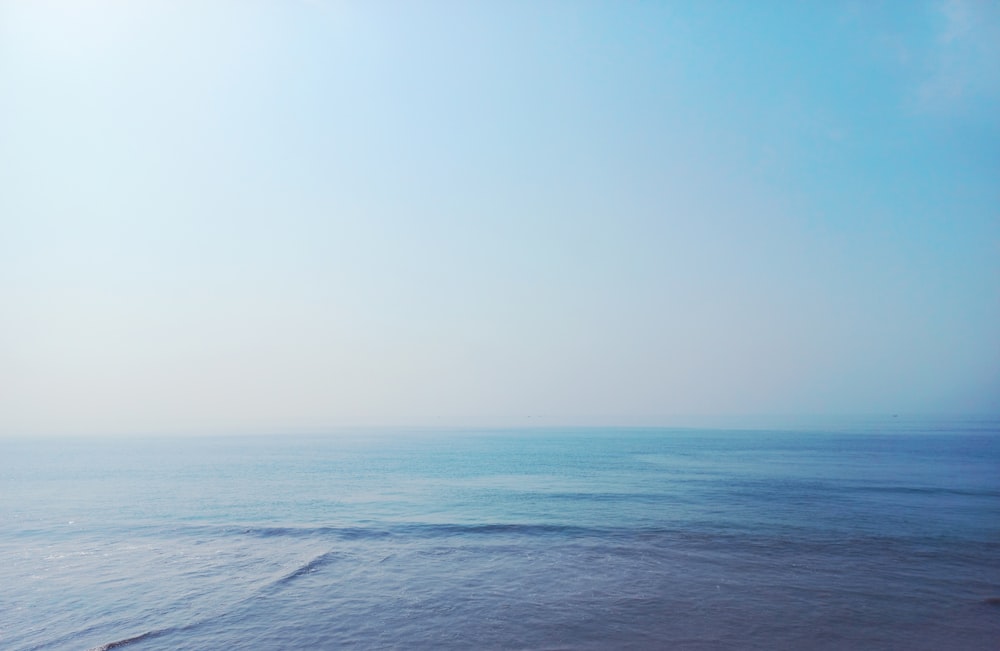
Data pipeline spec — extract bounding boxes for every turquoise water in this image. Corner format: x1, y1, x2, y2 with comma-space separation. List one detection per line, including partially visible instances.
2, 422, 999, 649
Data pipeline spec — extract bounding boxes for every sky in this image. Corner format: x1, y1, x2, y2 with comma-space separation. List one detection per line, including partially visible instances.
1, 0, 998, 435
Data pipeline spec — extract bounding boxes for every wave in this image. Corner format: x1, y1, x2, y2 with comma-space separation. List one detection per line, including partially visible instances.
235, 522, 602, 540
239, 525, 392, 539
407, 522, 596, 536
539, 491, 666, 503
847, 485, 1000, 498
268, 550, 341, 589
82, 550, 342, 651
88, 630, 165, 651
181, 520, 1000, 556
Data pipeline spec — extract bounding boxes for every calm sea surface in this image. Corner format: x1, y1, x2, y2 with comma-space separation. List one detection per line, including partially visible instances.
2, 420, 999, 650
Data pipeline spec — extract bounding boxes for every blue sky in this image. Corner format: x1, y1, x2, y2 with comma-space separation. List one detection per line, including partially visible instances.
1, 0, 997, 435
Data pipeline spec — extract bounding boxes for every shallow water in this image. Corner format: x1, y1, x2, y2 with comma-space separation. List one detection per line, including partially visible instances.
3, 421, 999, 649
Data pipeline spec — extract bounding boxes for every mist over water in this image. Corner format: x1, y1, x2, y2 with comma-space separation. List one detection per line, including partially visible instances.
3, 421, 998, 650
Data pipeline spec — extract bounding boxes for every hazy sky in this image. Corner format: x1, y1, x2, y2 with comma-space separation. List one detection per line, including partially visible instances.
2, 0, 998, 435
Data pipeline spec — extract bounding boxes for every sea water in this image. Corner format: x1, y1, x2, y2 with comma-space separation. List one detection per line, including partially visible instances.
2, 420, 998, 650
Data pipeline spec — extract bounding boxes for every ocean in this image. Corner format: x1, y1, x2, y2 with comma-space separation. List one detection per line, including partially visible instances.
2, 420, 998, 650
